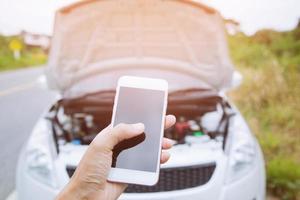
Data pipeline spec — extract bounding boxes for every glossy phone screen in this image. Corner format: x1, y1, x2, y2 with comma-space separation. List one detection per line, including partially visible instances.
112, 86, 165, 172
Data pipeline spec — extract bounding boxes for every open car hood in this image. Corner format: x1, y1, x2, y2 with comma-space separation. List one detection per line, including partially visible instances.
46, 0, 234, 92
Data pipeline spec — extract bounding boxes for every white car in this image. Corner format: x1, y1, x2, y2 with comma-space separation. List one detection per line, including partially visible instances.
16, 0, 266, 200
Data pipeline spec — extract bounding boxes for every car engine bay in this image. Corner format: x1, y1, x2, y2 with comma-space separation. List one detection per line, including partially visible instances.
46, 88, 234, 154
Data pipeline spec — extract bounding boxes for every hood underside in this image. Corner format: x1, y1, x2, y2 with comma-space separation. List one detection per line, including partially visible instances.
46, 0, 234, 92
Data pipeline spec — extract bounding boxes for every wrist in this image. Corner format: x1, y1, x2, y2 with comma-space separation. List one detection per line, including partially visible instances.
56, 180, 86, 200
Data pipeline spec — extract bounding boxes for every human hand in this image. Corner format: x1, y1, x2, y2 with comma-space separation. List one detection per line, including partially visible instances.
56, 115, 176, 200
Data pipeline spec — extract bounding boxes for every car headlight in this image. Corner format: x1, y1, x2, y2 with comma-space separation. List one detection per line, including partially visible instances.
225, 116, 256, 183
25, 120, 58, 188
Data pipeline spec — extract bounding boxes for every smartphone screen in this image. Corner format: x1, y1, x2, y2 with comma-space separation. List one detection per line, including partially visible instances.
112, 86, 165, 172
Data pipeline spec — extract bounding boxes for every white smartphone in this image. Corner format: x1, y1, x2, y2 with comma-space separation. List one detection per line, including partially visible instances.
108, 75, 168, 186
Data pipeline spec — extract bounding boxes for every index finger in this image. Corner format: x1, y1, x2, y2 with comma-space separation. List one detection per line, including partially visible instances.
164, 115, 176, 129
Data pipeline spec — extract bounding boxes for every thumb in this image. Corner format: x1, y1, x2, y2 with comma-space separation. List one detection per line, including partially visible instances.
96, 123, 145, 150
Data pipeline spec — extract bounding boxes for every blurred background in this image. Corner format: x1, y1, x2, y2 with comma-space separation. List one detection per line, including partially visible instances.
0, 0, 299, 200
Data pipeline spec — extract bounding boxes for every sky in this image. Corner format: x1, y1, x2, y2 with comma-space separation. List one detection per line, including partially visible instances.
0, 0, 299, 36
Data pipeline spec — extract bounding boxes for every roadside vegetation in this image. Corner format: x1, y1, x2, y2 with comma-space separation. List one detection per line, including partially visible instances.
228, 25, 300, 200
0, 35, 47, 71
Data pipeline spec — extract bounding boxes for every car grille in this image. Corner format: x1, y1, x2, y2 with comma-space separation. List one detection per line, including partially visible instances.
66, 163, 216, 193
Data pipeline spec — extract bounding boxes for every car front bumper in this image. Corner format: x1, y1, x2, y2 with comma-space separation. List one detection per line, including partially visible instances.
120, 142, 265, 200
16, 141, 265, 200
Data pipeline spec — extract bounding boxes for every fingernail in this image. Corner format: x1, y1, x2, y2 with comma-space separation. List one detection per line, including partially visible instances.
132, 123, 145, 133
165, 151, 171, 158
166, 138, 177, 146
169, 115, 176, 122
170, 139, 177, 145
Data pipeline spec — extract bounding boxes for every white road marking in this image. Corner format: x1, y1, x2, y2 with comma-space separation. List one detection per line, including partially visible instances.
0, 81, 36, 97
0, 74, 46, 97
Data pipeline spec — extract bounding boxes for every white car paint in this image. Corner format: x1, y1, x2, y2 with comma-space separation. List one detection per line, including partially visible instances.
16, 102, 266, 200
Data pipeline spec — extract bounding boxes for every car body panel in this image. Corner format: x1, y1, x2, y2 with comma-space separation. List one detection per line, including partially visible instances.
16, 103, 266, 200
46, 0, 234, 92
16, 1, 265, 199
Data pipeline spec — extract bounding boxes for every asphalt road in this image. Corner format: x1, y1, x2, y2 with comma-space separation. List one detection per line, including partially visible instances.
0, 67, 56, 199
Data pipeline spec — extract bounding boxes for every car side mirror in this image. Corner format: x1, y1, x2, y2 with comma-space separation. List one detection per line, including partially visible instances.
231, 71, 243, 89
36, 75, 48, 90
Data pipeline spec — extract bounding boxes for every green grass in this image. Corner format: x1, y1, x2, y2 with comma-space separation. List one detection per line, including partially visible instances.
228, 27, 300, 199
0, 35, 47, 71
